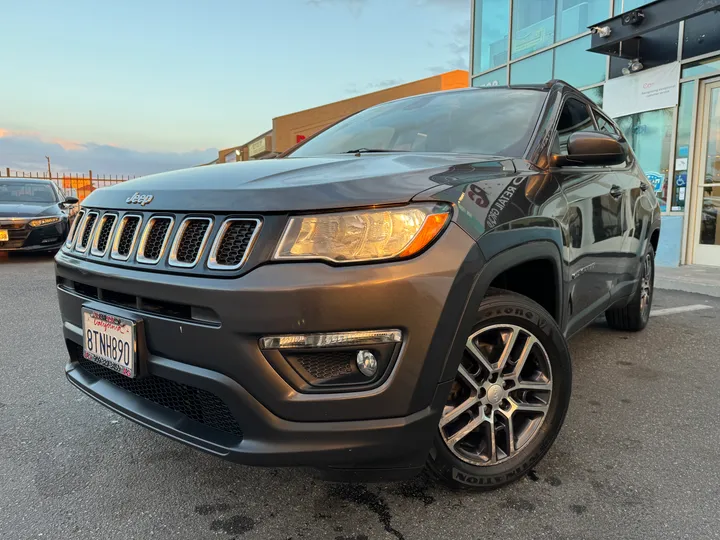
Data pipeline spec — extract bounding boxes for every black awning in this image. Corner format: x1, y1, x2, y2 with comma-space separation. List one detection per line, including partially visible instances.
588, 0, 720, 59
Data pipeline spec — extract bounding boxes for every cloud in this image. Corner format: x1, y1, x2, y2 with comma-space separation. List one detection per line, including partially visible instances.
427, 20, 470, 74
344, 78, 408, 95
0, 130, 217, 177
306, 0, 367, 16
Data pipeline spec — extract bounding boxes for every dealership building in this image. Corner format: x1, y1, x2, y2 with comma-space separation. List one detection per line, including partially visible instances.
471, 0, 720, 267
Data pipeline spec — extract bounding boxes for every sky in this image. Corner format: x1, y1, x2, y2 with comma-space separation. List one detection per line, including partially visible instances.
0, 0, 470, 176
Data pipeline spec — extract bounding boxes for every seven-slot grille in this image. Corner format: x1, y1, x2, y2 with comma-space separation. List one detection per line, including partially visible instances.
71, 210, 260, 271
90, 214, 117, 256
137, 217, 174, 264
75, 212, 99, 252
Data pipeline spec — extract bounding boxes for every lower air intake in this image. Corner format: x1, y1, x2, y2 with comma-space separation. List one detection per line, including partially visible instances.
77, 355, 243, 438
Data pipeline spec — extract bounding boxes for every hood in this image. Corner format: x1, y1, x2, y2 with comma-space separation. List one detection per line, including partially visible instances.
0, 202, 61, 218
82, 153, 511, 212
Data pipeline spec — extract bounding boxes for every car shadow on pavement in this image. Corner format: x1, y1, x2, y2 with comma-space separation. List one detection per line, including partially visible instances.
0, 251, 57, 263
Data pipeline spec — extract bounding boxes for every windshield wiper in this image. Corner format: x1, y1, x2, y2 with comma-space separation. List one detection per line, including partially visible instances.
345, 148, 405, 154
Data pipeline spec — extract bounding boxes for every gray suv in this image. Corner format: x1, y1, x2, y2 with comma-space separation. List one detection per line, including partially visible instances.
56, 82, 660, 489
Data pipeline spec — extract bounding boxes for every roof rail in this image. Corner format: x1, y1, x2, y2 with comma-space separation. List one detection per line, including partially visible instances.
543, 79, 573, 89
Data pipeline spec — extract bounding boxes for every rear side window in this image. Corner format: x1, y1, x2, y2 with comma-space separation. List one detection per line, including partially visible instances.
554, 98, 595, 155
595, 113, 621, 137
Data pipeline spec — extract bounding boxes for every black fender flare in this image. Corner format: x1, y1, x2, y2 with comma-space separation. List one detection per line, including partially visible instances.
436, 236, 566, 384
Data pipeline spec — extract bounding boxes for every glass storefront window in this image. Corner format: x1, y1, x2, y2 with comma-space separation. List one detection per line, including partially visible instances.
671, 81, 695, 212
511, 0, 555, 59
582, 85, 603, 107
681, 56, 720, 79
510, 50, 553, 84
553, 36, 606, 88
472, 67, 508, 87
616, 109, 674, 212
473, 0, 510, 74
682, 12, 720, 60
556, 0, 610, 42
615, 0, 649, 15
700, 186, 720, 248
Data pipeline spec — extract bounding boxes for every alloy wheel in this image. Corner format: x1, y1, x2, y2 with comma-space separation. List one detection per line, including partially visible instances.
440, 324, 553, 466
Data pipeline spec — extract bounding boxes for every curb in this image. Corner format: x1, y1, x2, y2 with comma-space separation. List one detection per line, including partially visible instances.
655, 278, 720, 298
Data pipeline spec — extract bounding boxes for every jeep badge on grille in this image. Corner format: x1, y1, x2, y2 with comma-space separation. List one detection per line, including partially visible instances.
126, 192, 154, 206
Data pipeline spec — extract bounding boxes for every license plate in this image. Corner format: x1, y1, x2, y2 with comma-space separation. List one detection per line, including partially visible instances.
0, 230, 8, 242
82, 308, 137, 378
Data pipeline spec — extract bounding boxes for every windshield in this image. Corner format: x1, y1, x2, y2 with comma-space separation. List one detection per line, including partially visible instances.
289, 89, 546, 158
0, 182, 58, 204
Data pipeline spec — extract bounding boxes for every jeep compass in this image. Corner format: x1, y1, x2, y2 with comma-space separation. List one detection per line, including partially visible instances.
55, 81, 660, 489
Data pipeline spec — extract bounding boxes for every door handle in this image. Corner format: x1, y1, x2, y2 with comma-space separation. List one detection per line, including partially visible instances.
610, 185, 623, 198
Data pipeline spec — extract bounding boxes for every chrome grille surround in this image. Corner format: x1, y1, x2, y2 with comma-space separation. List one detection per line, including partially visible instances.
168, 217, 214, 268
75, 211, 99, 253
90, 213, 118, 257
110, 214, 143, 261
136, 216, 174, 264
207, 218, 262, 270
65, 209, 86, 248
64, 209, 262, 274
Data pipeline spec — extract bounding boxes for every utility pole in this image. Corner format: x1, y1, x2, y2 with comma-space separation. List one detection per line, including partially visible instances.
45, 156, 52, 179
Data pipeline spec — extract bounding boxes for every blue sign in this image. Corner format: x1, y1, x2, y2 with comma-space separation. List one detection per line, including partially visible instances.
676, 173, 687, 187
646, 172, 665, 192
678, 145, 689, 158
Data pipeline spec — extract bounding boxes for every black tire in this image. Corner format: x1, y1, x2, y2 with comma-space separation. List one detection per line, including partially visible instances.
605, 245, 655, 332
426, 288, 572, 491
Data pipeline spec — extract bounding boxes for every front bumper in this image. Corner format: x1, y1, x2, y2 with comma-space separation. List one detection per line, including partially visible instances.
0, 221, 67, 251
56, 223, 482, 473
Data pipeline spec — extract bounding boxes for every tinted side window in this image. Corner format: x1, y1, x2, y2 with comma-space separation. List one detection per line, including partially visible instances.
554, 98, 595, 155
595, 113, 620, 137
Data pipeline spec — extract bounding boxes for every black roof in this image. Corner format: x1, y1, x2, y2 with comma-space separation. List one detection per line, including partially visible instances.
469, 79, 578, 91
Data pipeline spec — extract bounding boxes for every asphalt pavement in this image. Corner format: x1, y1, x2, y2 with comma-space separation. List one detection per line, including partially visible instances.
2, 252, 720, 540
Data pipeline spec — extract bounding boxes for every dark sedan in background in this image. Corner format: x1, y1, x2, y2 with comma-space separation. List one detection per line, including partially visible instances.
0, 179, 79, 252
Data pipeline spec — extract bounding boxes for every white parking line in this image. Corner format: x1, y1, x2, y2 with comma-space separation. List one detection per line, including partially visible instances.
650, 304, 713, 317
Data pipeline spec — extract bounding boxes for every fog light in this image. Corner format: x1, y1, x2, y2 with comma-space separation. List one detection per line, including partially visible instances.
356, 350, 378, 377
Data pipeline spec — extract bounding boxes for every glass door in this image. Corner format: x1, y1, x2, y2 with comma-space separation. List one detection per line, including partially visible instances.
693, 79, 720, 266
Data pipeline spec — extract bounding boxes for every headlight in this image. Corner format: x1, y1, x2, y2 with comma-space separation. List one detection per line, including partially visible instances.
29, 217, 61, 227
274, 203, 451, 263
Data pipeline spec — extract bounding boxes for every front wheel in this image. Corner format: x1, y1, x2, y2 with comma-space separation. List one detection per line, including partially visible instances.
426, 289, 572, 490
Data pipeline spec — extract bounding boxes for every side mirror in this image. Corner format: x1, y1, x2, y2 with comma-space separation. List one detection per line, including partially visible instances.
552, 131, 626, 167
61, 196, 79, 207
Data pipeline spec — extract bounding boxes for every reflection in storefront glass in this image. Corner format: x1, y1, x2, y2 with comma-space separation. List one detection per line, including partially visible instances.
672, 81, 694, 212
681, 56, 720, 79
473, 0, 510, 74
704, 88, 720, 185
553, 36, 606, 88
582, 85, 603, 107
701, 186, 720, 246
511, 0, 555, 59
510, 50, 553, 84
555, 0, 610, 42
472, 67, 508, 87
616, 109, 674, 212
